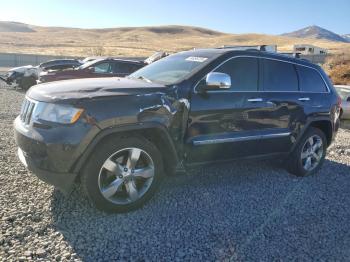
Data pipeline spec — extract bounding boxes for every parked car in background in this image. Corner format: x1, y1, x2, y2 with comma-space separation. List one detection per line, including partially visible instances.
335, 85, 350, 119
38, 58, 145, 84
0, 59, 82, 90
39, 59, 82, 71
0, 65, 38, 90
14, 47, 341, 212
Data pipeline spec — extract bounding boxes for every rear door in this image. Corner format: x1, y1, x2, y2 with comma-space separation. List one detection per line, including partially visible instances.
258, 58, 303, 153
295, 64, 330, 124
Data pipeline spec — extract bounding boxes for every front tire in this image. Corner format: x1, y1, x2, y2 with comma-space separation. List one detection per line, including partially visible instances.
81, 136, 163, 212
286, 127, 327, 177
19, 76, 37, 90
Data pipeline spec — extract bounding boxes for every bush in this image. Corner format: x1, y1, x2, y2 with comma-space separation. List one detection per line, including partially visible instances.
324, 54, 350, 85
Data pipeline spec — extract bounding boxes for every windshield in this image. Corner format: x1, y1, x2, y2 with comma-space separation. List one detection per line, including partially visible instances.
129, 53, 214, 85
79, 59, 101, 70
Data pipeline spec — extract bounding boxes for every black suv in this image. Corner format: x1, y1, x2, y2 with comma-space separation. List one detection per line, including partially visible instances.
14, 48, 341, 212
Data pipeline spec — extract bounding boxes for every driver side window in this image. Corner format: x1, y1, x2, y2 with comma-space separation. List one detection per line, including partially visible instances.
93, 62, 112, 74
214, 57, 258, 91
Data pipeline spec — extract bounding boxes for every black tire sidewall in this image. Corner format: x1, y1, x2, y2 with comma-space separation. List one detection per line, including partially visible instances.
82, 136, 163, 213
19, 76, 36, 90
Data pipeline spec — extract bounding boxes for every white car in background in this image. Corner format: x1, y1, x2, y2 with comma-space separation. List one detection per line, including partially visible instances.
335, 85, 350, 120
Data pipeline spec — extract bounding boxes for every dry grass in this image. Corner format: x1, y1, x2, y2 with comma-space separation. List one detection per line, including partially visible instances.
324, 54, 350, 85
0, 25, 349, 57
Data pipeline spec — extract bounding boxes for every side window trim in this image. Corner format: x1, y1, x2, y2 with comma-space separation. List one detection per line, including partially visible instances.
193, 55, 330, 94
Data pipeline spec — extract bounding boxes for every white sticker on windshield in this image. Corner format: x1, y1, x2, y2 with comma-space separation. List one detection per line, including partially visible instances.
185, 56, 208, 62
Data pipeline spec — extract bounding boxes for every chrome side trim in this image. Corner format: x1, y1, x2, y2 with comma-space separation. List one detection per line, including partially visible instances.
193, 55, 331, 94
193, 132, 291, 146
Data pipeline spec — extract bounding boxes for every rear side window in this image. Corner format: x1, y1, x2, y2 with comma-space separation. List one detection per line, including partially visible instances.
214, 57, 258, 91
262, 59, 298, 91
296, 65, 327, 92
114, 63, 140, 74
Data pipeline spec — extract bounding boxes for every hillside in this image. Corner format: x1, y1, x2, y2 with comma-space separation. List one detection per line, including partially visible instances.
282, 25, 348, 43
0, 22, 349, 57
343, 34, 350, 42
0, 21, 35, 32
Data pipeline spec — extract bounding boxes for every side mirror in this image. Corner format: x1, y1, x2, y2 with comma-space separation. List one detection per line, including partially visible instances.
205, 72, 231, 90
86, 67, 94, 72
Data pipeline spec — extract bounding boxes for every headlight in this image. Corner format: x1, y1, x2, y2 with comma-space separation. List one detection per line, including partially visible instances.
33, 102, 84, 124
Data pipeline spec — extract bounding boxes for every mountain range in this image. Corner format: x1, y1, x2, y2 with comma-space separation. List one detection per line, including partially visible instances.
0, 21, 348, 57
282, 25, 349, 43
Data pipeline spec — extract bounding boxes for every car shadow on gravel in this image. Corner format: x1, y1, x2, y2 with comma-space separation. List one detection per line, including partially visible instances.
50, 158, 350, 261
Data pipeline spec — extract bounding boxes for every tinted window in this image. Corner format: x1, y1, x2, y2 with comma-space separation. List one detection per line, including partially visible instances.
262, 59, 298, 91
296, 65, 327, 92
214, 57, 258, 91
114, 62, 141, 74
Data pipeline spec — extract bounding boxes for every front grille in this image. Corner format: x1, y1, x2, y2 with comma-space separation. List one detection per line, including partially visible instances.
20, 98, 36, 125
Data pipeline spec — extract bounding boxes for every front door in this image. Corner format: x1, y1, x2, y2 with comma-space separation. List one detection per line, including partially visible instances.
186, 56, 276, 163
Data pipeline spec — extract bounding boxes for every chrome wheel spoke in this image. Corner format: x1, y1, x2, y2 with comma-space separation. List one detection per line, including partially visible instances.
101, 178, 124, 199
312, 152, 321, 161
103, 159, 123, 175
304, 157, 312, 170
125, 181, 138, 201
312, 140, 322, 152
301, 151, 308, 160
133, 167, 154, 179
308, 137, 314, 146
126, 148, 141, 169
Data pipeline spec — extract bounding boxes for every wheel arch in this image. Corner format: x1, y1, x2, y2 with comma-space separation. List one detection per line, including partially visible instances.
72, 123, 179, 177
308, 120, 333, 146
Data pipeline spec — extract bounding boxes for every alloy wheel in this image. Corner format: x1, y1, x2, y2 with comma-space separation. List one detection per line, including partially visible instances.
98, 147, 155, 204
300, 135, 323, 171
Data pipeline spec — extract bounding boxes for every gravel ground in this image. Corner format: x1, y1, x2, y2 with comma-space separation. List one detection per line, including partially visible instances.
1, 87, 350, 261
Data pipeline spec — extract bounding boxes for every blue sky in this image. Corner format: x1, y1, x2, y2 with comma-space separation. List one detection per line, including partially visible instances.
1, 0, 349, 34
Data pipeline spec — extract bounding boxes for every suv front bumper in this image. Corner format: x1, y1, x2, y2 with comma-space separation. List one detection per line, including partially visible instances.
14, 116, 95, 194
17, 147, 76, 194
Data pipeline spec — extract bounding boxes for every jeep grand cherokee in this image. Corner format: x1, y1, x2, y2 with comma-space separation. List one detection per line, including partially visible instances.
14, 48, 341, 212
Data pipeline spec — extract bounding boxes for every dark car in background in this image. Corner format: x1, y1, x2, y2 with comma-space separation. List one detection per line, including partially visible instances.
14, 47, 341, 212
38, 58, 145, 84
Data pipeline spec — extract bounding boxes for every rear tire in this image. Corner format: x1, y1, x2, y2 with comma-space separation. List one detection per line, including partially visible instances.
81, 136, 163, 212
286, 127, 327, 177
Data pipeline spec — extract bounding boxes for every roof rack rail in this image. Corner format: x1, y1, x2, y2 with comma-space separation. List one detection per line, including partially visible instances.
279, 52, 301, 58
218, 45, 277, 52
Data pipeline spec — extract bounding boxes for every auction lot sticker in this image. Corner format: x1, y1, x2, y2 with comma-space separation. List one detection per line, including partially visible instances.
185, 56, 208, 62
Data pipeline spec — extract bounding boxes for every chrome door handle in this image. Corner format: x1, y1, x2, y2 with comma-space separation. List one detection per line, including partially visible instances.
247, 98, 263, 102
298, 97, 310, 101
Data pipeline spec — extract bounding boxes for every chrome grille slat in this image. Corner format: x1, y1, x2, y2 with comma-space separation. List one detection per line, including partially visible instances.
25, 102, 35, 124
21, 100, 29, 121
20, 98, 36, 125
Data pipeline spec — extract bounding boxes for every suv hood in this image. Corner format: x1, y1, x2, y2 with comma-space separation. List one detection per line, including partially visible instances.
27, 77, 166, 102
